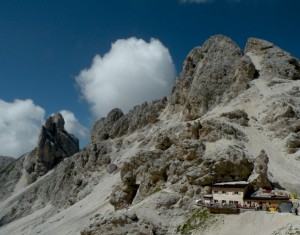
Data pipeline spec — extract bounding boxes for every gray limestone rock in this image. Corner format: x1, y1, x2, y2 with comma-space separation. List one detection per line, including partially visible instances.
203, 146, 254, 185
170, 35, 256, 120
260, 100, 300, 152
106, 163, 117, 174
91, 108, 124, 143
199, 119, 248, 142
221, 109, 249, 126
285, 133, 300, 154
36, 113, 79, 169
24, 113, 79, 182
155, 135, 173, 150
0, 155, 14, 173
0, 141, 112, 226
80, 211, 164, 235
245, 38, 300, 80
0, 155, 25, 201
248, 150, 272, 190
2, 35, 300, 235
91, 99, 167, 142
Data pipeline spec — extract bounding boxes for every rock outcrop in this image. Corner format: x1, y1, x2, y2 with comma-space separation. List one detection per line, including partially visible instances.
245, 38, 300, 80
0, 155, 14, 173
24, 113, 79, 183
91, 99, 167, 143
0, 141, 112, 226
37, 113, 79, 168
248, 150, 272, 190
220, 109, 249, 127
91, 108, 124, 142
170, 35, 256, 120
0, 155, 24, 201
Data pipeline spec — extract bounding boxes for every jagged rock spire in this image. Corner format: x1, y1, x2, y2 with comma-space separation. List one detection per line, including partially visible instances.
24, 113, 79, 183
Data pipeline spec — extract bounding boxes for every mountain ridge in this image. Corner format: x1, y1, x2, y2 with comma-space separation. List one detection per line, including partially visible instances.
0, 34, 300, 235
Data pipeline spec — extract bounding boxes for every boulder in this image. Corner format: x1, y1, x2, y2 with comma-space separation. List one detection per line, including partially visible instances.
248, 150, 272, 190
285, 133, 300, 154
106, 163, 117, 174
221, 109, 249, 126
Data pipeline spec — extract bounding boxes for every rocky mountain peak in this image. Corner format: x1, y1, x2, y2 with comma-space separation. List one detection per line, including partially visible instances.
36, 113, 79, 167
245, 37, 300, 80
170, 34, 256, 120
245, 37, 274, 52
24, 112, 79, 183
44, 112, 65, 132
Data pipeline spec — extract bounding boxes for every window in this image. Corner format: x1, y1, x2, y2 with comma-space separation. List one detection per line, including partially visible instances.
222, 191, 226, 194
213, 190, 218, 194
229, 201, 234, 204
222, 200, 226, 204
214, 200, 218, 203
234, 191, 239, 195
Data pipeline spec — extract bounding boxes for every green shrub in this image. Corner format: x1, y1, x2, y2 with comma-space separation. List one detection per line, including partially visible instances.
177, 209, 215, 234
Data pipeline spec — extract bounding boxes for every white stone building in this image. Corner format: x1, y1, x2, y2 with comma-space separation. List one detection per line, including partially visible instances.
208, 181, 250, 206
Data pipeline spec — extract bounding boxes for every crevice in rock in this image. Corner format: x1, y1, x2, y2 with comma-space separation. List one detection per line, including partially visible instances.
130, 184, 140, 204
253, 69, 260, 79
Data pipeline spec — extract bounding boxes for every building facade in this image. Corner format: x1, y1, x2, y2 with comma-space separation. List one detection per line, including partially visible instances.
203, 181, 291, 210
211, 181, 250, 206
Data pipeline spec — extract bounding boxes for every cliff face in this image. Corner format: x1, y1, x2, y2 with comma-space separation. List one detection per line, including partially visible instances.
0, 156, 14, 173
0, 35, 300, 235
24, 113, 79, 183
170, 35, 257, 120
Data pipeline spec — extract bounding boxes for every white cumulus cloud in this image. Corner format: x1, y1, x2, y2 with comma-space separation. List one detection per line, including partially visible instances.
0, 99, 45, 157
58, 110, 88, 138
76, 37, 176, 118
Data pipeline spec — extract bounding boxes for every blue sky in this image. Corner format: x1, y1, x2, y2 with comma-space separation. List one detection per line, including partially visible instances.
0, 0, 299, 157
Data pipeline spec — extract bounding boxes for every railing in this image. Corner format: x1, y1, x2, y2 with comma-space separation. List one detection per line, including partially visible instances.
198, 201, 280, 214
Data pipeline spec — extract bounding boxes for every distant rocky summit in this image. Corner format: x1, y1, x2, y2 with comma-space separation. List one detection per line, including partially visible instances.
0, 113, 80, 203
1, 35, 300, 235
24, 113, 79, 183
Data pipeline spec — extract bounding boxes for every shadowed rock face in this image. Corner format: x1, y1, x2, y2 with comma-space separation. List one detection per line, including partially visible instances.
36, 113, 79, 169
24, 113, 79, 182
0, 155, 14, 173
